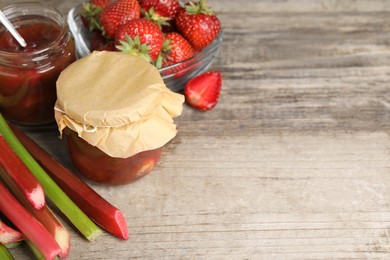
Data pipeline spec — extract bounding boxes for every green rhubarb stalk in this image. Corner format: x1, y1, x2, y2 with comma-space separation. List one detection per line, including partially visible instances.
26, 240, 44, 260
26, 240, 59, 260
0, 113, 101, 241
0, 244, 13, 260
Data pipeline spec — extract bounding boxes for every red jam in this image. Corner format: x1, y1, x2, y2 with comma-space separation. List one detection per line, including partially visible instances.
0, 19, 60, 53
65, 129, 162, 185
0, 6, 76, 125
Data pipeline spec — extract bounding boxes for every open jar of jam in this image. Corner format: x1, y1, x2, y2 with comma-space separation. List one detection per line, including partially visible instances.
0, 3, 76, 125
55, 51, 184, 185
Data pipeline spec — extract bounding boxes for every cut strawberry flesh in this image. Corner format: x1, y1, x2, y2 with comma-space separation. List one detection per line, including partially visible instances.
184, 71, 222, 110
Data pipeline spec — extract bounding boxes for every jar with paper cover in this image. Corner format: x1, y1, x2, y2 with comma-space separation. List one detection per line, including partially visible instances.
55, 51, 184, 185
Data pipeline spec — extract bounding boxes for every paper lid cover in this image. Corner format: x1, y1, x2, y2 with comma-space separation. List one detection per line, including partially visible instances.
55, 51, 183, 127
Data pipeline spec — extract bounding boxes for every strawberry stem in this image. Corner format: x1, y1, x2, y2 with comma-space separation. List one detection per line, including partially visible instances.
185, 0, 215, 15
81, 3, 104, 32
116, 35, 152, 63
0, 113, 102, 241
11, 124, 129, 240
142, 7, 171, 28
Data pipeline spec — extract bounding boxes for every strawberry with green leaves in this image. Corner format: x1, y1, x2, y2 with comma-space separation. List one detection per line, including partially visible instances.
184, 71, 222, 110
175, 0, 221, 50
115, 18, 163, 63
99, 0, 141, 39
139, 0, 179, 19
139, 0, 179, 30
160, 32, 196, 68
81, 0, 111, 31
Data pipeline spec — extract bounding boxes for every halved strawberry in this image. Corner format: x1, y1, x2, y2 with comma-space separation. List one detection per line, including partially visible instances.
99, 0, 141, 39
184, 71, 222, 110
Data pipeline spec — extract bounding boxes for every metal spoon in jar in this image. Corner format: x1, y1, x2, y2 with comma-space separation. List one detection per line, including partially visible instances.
0, 10, 27, 47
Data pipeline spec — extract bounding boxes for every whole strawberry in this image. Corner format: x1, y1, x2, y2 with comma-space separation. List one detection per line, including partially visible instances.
81, 0, 111, 31
90, 31, 116, 51
92, 0, 110, 6
160, 32, 196, 68
175, 0, 221, 50
115, 18, 163, 62
184, 71, 222, 110
99, 0, 141, 39
90, 31, 108, 50
140, 0, 179, 20
140, 0, 179, 30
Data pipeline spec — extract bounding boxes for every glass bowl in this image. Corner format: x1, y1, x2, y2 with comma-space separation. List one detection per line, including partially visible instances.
67, 2, 223, 92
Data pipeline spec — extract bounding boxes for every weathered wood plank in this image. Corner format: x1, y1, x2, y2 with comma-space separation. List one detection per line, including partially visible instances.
2, 0, 390, 259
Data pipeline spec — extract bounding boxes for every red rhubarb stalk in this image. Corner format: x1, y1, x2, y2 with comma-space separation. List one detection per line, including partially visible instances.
3, 178, 70, 257
30, 206, 70, 258
0, 135, 45, 210
0, 220, 24, 245
0, 181, 61, 260
11, 124, 129, 240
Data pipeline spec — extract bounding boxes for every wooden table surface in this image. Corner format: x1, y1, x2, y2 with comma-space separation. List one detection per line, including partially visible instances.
2, 0, 390, 259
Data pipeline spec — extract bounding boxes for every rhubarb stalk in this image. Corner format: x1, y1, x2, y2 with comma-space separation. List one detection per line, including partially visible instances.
0, 220, 23, 245
0, 135, 45, 210
29, 206, 69, 258
11, 123, 129, 240
0, 113, 102, 241
2, 176, 70, 257
26, 240, 46, 260
0, 181, 61, 260
0, 244, 13, 260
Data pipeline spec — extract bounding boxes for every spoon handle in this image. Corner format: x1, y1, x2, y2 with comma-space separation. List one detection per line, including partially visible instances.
0, 10, 27, 47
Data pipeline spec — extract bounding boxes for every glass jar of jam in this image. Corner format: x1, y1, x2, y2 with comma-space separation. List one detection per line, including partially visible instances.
65, 129, 163, 185
54, 51, 184, 185
0, 3, 76, 125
